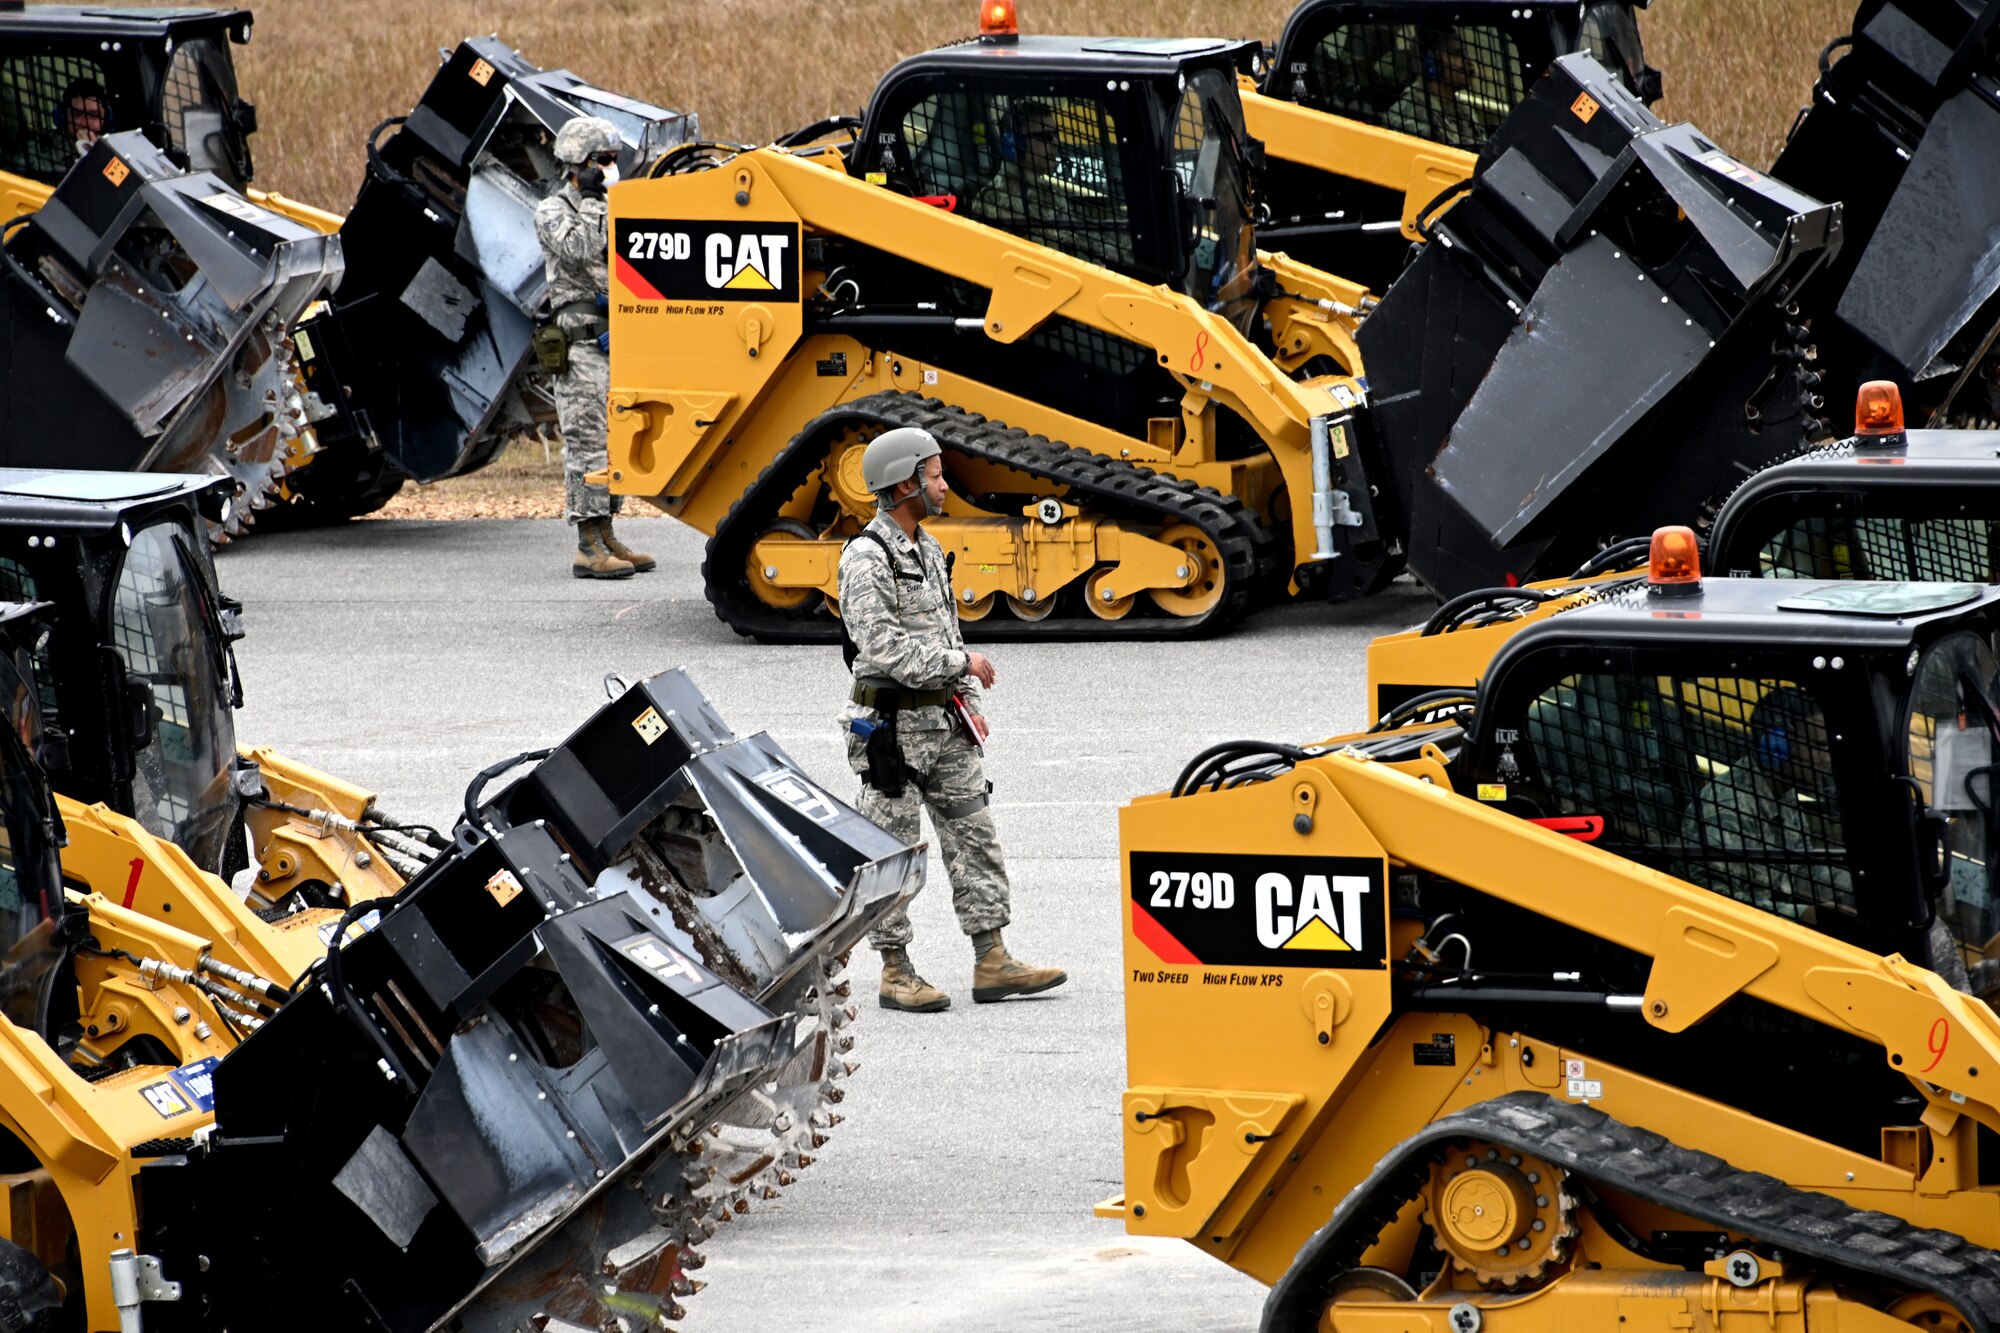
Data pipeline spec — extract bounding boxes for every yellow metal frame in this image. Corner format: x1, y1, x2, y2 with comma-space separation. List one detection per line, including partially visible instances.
1238, 83, 1479, 243
1116, 746, 2000, 1296
607, 148, 1368, 602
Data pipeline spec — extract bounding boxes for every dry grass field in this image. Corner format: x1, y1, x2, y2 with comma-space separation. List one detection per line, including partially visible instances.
168, 0, 1852, 518
229, 0, 1853, 208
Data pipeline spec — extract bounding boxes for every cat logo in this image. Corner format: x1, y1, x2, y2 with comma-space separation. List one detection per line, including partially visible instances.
616, 220, 801, 303
141, 1080, 190, 1119
704, 231, 790, 290
1128, 851, 1386, 969
1254, 871, 1369, 951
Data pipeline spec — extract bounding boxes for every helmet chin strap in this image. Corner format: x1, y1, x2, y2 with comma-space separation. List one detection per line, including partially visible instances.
893, 477, 943, 519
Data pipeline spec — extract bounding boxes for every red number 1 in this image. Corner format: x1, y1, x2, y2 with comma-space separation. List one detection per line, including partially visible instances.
1921, 1017, 1950, 1074
121, 857, 143, 909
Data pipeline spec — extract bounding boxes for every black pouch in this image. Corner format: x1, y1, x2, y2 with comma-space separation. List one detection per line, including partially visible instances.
532, 322, 570, 374
863, 714, 906, 798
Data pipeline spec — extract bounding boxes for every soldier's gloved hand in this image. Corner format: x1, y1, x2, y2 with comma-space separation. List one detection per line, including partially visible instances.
595, 331, 610, 354
577, 165, 607, 198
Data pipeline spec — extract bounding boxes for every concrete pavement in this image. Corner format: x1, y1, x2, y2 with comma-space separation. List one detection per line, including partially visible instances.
224, 515, 1433, 1332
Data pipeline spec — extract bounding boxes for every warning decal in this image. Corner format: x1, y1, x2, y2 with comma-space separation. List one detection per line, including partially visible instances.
614, 220, 800, 303
1128, 851, 1387, 969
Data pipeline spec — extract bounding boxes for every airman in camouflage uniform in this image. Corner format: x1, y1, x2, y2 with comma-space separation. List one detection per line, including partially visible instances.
840, 426, 1066, 1012
974, 101, 1125, 268
535, 115, 653, 579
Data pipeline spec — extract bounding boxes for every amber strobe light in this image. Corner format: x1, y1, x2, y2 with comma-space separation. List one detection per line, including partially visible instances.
979, 0, 1019, 40
1647, 525, 1701, 596
1854, 379, 1907, 445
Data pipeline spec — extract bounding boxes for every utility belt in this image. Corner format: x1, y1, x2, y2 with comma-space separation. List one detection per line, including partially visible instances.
850, 680, 951, 711
531, 299, 608, 373
848, 679, 987, 812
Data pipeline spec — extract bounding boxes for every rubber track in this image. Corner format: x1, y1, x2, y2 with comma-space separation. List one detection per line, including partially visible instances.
700, 391, 1272, 643
1260, 1090, 2000, 1332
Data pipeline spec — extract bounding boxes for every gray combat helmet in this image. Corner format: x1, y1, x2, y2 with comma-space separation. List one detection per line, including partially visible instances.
552, 115, 621, 165
862, 426, 943, 492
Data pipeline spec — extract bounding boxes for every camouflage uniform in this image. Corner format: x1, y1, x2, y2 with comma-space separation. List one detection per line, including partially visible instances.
975, 161, 1126, 268
1679, 763, 1856, 919
839, 510, 1009, 948
533, 179, 622, 524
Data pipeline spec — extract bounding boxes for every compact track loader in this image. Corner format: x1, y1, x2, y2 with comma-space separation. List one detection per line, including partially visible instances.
606, 32, 1843, 631
1111, 543, 2000, 1330
0, 475, 914, 1327
607, 18, 1381, 638
0, 6, 696, 532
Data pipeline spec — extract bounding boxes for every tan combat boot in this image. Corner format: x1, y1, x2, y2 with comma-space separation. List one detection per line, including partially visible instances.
971, 929, 1067, 1003
878, 947, 950, 1012
600, 517, 657, 572
572, 518, 635, 580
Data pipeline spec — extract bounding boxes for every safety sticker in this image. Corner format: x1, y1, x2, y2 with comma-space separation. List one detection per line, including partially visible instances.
1566, 1077, 1603, 1100
1699, 150, 1765, 187
170, 1057, 220, 1114
1127, 852, 1387, 969
615, 220, 801, 304
101, 155, 129, 187
753, 769, 840, 825
485, 870, 524, 909
141, 1080, 191, 1119
621, 935, 694, 986
1563, 1058, 1586, 1079
632, 706, 668, 745
816, 352, 849, 378
1476, 783, 1507, 802
923, 369, 939, 385
468, 57, 495, 86
1570, 91, 1600, 124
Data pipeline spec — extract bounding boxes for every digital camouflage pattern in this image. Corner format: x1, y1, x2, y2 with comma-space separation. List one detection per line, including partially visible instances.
839, 510, 1006, 948
846, 726, 1010, 948
534, 178, 621, 524
838, 512, 980, 733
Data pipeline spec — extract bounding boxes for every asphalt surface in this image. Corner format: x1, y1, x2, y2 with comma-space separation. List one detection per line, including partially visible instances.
224, 516, 1433, 1332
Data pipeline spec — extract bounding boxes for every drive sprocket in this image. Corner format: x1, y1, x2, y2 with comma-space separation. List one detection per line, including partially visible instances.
1421, 1140, 1577, 1289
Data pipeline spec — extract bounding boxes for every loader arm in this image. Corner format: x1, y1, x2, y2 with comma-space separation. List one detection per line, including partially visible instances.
609, 148, 1355, 606
1321, 751, 2000, 1129
1240, 84, 1477, 243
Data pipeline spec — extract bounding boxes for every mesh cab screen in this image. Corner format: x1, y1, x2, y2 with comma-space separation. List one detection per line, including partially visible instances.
1757, 514, 1996, 583
896, 91, 1136, 270
1297, 21, 1524, 150
1520, 672, 1856, 922
0, 52, 111, 185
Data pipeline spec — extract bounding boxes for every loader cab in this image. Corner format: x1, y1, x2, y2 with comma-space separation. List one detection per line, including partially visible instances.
1708, 429, 2000, 585
0, 471, 245, 879
848, 34, 1266, 331
0, 5, 257, 193
1456, 576, 2000, 981
1258, 0, 1658, 285
1265, 0, 1658, 144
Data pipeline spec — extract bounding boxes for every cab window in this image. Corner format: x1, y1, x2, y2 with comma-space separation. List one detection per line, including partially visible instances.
1512, 670, 1854, 922
1906, 632, 2000, 981
1295, 21, 1524, 150
888, 89, 1136, 270
1757, 514, 1996, 583
0, 51, 113, 185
